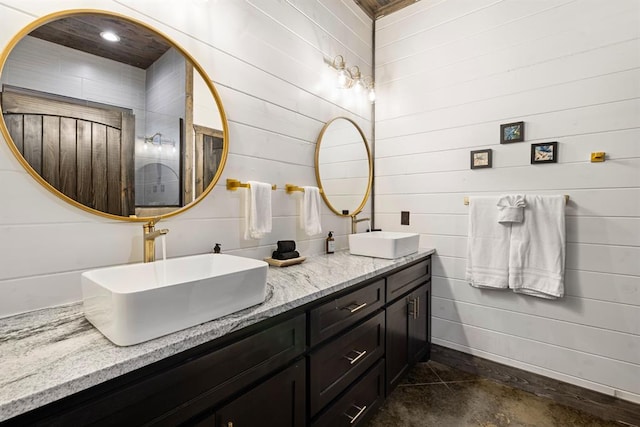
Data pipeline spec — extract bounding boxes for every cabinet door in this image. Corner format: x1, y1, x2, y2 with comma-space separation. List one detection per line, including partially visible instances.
195, 362, 305, 427
385, 294, 410, 394
385, 281, 430, 394
408, 282, 430, 364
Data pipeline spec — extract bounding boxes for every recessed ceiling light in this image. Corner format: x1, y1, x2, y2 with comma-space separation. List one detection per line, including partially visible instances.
100, 31, 120, 42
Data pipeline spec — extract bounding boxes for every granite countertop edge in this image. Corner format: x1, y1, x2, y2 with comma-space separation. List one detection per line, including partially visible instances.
0, 249, 434, 421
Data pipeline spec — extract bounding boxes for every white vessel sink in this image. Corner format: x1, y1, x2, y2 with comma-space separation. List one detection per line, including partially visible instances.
348, 231, 420, 259
81, 254, 268, 346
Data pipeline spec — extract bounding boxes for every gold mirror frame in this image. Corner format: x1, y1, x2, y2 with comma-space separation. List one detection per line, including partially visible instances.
0, 9, 229, 222
314, 117, 372, 217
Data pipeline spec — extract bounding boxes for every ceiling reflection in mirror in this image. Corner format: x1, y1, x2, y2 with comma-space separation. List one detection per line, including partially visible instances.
315, 117, 372, 217
0, 11, 227, 220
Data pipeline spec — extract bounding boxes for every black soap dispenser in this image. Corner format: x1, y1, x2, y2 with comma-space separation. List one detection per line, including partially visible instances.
326, 231, 335, 254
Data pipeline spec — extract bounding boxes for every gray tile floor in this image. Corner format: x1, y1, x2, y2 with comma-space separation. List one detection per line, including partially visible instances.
366, 361, 628, 427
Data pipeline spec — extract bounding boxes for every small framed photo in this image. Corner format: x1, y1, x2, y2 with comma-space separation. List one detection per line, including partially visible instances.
500, 121, 524, 144
531, 142, 558, 164
470, 149, 492, 169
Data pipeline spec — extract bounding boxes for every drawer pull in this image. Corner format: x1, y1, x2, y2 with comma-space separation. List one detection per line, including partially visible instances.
344, 349, 367, 365
345, 404, 367, 424
408, 297, 418, 319
343, 302, 367, 313
416, 296, 420, 318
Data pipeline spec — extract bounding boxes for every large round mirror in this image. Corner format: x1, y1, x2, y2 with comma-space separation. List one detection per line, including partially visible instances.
0, 10, 228, 221
315, 117, 372, 216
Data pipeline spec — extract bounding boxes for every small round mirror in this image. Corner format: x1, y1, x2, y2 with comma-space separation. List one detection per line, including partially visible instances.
0, 10, 228, 221
315, 117, 372, 216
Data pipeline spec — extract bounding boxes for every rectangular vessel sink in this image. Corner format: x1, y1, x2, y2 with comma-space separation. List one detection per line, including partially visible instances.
81, 254, 268, 346
349, 231, 420, 259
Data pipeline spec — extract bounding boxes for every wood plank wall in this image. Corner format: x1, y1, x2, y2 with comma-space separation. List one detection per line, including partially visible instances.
0, 0, 373, 316
374, 0, 640, 403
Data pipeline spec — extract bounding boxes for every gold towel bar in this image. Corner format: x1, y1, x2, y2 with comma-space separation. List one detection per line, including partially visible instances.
226, 179, 276, 191
463, 195, 569, 205
285, 184, 323, 194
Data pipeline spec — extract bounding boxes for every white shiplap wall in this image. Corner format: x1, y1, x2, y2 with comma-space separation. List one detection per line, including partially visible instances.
0, 0, 373, 317
375, 0, 640, 403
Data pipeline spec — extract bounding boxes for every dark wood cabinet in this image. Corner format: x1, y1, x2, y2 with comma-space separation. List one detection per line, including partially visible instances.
386, 282, 431, 394
7, 255, 432, 427
193, 362, 306, 427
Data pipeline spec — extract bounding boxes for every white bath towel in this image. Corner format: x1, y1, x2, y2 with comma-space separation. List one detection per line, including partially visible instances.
497, 194, 526, 223
466, 196, 510, 289
509, 195, 565, 299
244, 181, 272, 240
302, 186, 322, 236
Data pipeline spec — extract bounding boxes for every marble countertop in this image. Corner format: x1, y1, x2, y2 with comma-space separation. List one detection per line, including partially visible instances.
0, 249, 434, 422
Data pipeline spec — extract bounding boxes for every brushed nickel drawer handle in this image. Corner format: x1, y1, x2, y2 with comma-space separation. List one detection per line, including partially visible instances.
417, 296, 420, 318
408, 297, 417, 319
344, 349, 367, 365
343, 302, 367, 313
345, 404, 367, 424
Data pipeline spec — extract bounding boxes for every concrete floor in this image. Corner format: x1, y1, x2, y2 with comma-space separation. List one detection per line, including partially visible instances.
367, 361, 627, 427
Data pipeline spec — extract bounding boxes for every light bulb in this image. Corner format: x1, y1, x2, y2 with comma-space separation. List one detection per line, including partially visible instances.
353, 79, 364, 93
368, 87, 376, 102
100, 31, 120, 42
337, 69, 348, 88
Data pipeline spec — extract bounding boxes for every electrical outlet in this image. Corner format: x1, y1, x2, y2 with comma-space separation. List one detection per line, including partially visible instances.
342, 209, 349, 215
401, 211, 410, 225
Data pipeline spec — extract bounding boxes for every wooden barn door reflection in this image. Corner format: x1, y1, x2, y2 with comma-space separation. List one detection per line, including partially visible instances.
193, 124, 223, 199
1, 86, 135, 216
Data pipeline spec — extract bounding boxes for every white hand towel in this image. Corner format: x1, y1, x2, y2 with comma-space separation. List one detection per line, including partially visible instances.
466, 196, 510, 289
302, 186, 322, 236
244, 181, 272, 240
509, 195, 565, 299
497, 194, 526, 223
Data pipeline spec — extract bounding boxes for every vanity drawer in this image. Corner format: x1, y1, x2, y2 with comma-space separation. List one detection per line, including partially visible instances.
386, 258, 430, 302
309, 311, 385, 416
309, 279, 384, 346
311, 360, 385, 427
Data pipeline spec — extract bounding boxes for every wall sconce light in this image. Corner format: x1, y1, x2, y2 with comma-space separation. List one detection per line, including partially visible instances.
328, 55, 375, 102
144, 132, 176, 152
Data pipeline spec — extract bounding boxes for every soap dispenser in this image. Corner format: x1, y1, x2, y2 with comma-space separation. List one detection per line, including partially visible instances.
326, 232, 335, 254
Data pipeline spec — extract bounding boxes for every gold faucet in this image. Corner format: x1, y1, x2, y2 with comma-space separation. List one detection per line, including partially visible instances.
143, 218, 169, 263
351, 214, 371, 234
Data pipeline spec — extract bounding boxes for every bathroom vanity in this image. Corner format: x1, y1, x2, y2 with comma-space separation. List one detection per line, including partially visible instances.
0, 250, 432, 426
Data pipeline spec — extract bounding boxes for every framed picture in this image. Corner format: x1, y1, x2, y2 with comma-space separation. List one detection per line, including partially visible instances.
531, 142, 558, 164
470, 149, 492, 169
500, 121, 524, 144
